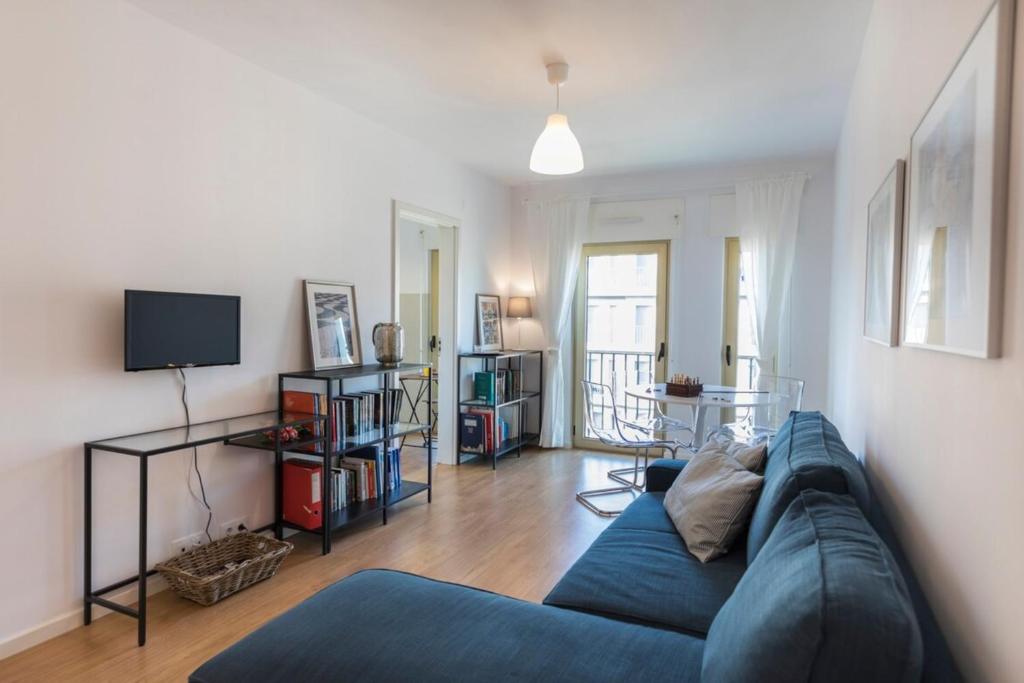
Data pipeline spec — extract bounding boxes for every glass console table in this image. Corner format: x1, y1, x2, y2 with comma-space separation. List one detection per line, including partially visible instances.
83, 411, 326, 646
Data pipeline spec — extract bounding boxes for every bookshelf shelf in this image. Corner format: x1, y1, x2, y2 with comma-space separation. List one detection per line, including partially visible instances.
280, 480, 430, 533
277, 363, 433, 555
457, 350, 543, 469
458, 390, 541, 409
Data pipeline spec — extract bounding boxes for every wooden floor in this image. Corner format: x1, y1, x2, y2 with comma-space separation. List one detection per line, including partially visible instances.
0, 447, 641, 682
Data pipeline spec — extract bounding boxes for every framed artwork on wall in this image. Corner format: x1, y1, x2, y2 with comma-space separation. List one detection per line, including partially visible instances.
304, 280, 362, 370
864, 160, 906, 346
475, 294, 504, 352
901, 0, 1014, 358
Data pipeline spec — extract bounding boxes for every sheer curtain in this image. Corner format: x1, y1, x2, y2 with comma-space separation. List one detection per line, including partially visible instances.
736, 173, 807, 375
528, 197, 590, 447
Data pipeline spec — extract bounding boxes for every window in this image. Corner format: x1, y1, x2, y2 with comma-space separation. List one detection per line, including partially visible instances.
634, 305, 654, 345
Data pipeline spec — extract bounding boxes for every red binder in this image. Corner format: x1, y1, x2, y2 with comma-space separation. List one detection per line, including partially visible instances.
283, 459, 323, 530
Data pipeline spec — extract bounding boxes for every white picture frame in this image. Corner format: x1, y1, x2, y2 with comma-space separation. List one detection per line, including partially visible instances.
901, 0, 1014, 358
304, 280, 362, 370
864, 160, 906, 346
475, 294, 504, 352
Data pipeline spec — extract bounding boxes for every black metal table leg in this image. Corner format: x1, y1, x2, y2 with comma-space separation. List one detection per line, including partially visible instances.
322, 381, 333, 555
138, 454, 148, 646
382, 371, 390, 526
84, 445, 92, 626
427, 368, 433, 502
274, 428, 283, 540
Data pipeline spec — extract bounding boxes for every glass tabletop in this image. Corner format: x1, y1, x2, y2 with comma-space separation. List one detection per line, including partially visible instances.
86, 411, 325, 455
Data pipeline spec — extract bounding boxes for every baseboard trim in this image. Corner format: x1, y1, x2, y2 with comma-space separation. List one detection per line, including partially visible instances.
0, 575, 168, 661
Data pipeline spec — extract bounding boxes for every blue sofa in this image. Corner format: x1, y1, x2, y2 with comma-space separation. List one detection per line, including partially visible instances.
191, 412, 961, 682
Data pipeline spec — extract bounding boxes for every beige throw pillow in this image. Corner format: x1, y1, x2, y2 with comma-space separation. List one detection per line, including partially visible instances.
663, 449, 764, 563
697, 438, 767, 473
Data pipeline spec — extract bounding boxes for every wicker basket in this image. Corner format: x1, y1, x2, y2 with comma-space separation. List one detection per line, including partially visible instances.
155, 532, 293, 606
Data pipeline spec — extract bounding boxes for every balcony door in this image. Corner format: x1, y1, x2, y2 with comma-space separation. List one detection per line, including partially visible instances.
573, 241, 669, 449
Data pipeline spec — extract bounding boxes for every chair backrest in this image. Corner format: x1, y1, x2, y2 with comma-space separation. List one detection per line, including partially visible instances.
580, 379, 650, 448
752, 374, 804, 431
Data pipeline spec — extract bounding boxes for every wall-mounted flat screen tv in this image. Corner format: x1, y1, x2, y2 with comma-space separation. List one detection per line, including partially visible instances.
124, 290, 241, 371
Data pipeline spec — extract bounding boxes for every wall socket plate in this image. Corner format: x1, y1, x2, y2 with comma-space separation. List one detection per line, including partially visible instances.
170, 532, 206, 557
220, 516, 249, 538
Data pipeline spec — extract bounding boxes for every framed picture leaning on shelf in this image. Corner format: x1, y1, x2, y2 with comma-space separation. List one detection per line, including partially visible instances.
475, 294, 504, 352
304, 280, 363, 369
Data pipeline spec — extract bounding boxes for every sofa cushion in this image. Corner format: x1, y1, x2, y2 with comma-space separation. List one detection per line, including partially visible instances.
645, 458, 687, 493
544, 519, 746, 636
746, 411, 870, 564
703, 490, 922, 683
609, 491, 679, 535
191, 569, 706, 683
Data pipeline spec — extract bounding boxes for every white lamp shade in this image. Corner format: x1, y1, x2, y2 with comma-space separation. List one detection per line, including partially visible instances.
529, 113, 584, 175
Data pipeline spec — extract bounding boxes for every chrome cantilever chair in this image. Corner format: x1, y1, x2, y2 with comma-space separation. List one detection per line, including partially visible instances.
576, 379, 686, 517
713, 374, 805, 445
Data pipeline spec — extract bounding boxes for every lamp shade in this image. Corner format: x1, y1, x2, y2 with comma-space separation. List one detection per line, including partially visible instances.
507, 296, 533, 319
529, 114, 584, 175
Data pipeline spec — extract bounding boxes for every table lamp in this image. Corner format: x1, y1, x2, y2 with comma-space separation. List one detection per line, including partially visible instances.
507, 296, 533, 349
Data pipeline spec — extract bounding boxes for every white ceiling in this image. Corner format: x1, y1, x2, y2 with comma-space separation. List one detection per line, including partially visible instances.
129, 0, 873, 185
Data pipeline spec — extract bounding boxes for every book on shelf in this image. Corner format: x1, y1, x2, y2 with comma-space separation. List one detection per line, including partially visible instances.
342, 445, 401, 501
463, 407, 517, 452
474, 372, 495, 403
280, 388, 405, 453
281, 390, 328, 442
473, 370, 525, 405
460, 413, 486, 454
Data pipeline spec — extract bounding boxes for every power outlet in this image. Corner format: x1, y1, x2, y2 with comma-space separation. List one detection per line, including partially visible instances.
170, 532, 206, 557
220, 517, 249, 538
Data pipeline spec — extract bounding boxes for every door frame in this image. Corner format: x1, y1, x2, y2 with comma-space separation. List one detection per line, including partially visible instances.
391, 200, 460, 466
572, 240, 670, 450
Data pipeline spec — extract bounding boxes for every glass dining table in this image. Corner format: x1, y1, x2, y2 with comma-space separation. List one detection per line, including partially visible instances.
624, 383, 774, 448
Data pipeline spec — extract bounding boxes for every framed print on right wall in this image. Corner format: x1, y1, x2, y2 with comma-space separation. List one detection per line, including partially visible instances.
901, 0, 1014, 358
864, 160, 906, 346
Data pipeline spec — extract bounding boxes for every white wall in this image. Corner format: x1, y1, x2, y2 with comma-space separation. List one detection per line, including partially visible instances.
510, 156, 836, 411
827, 1, 1024, 680
0, 0, 510, 656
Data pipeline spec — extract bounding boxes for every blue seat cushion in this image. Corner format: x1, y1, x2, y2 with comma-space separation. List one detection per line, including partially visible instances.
191, 569, 706, 683
703, 490, 922, 682
544, 505, 747, 636
747, 411, 870, 564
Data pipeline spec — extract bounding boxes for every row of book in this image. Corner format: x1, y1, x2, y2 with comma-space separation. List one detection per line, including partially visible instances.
460, 407, 519, 454
282, 389, 404, 452
284, 444, 402, 530
473, 369, 525, 404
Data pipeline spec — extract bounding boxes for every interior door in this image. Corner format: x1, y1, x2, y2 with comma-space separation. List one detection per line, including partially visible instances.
429, 248, 440, 370
573, 241, 669, 450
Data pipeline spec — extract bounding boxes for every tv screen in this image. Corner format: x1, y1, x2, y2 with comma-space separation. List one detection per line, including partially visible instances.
124, 290, 240, 371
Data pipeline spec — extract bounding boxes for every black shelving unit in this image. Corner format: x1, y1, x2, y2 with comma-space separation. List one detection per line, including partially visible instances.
258, 363, 433, 555
457, 350, 542, 468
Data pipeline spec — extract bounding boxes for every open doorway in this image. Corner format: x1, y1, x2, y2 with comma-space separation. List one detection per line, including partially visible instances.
392, 201, 459, 466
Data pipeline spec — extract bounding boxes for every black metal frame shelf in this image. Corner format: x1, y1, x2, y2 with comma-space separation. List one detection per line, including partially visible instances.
83, 410, 328, 647
456, 350, 542, 469
281, 480, 430, 534
277, 362, 433, 555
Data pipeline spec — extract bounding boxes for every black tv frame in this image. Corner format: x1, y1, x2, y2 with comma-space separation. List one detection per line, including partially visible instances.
124, 289, 241, 372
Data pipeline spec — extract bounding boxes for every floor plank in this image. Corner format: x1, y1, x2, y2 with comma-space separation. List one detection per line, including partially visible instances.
0, 448, 644, 682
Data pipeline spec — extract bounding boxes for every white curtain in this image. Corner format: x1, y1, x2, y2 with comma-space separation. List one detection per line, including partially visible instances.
528, 197, 590, 448
736, 173, 807, 375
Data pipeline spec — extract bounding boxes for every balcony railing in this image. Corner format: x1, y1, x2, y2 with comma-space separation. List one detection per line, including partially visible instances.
583, 349, 656, 438
736, 354, 757, 391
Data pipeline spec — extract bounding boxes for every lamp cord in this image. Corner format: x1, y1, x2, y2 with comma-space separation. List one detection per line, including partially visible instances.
179, 368, 213, 543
